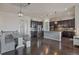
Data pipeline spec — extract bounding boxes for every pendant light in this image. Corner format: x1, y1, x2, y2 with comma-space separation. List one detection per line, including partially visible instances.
18, 3, 31, 17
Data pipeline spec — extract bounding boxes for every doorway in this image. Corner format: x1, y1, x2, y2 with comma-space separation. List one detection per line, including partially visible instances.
31, 20, 43, 39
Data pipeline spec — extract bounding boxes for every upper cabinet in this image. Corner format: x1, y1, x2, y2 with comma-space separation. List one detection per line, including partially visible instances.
50, 18, 75, 31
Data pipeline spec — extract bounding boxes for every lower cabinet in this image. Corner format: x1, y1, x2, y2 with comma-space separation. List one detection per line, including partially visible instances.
62, 31, 75, 38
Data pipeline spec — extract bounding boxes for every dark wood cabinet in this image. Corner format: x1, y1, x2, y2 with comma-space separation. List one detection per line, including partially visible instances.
62, 31, 75, 38
50, 22, 55, 31
50, 18, 75, 38
57, 18, 75, 28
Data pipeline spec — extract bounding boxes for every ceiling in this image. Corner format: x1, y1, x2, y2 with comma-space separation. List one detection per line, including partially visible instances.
0, 3, 75, 20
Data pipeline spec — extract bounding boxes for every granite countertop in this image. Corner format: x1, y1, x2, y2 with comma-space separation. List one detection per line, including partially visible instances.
44, 31, 62, 32
74, 36, 79, 38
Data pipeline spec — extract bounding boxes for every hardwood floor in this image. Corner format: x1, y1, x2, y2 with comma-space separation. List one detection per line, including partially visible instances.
2, 37, 79, 55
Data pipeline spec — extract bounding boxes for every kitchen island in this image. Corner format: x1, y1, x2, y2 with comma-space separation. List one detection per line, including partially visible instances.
44, 31, 62, 41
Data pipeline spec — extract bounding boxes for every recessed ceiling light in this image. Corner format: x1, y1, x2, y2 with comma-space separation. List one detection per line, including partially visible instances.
65, 8, 68, 11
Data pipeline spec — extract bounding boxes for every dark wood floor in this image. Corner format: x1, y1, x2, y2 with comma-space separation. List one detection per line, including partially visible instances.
2, 37, 79, 55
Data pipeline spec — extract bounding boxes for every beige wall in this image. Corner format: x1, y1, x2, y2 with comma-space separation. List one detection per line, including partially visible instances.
0, 11, 31, 36
0, 12, 19, 31
75, 4, 79, 35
